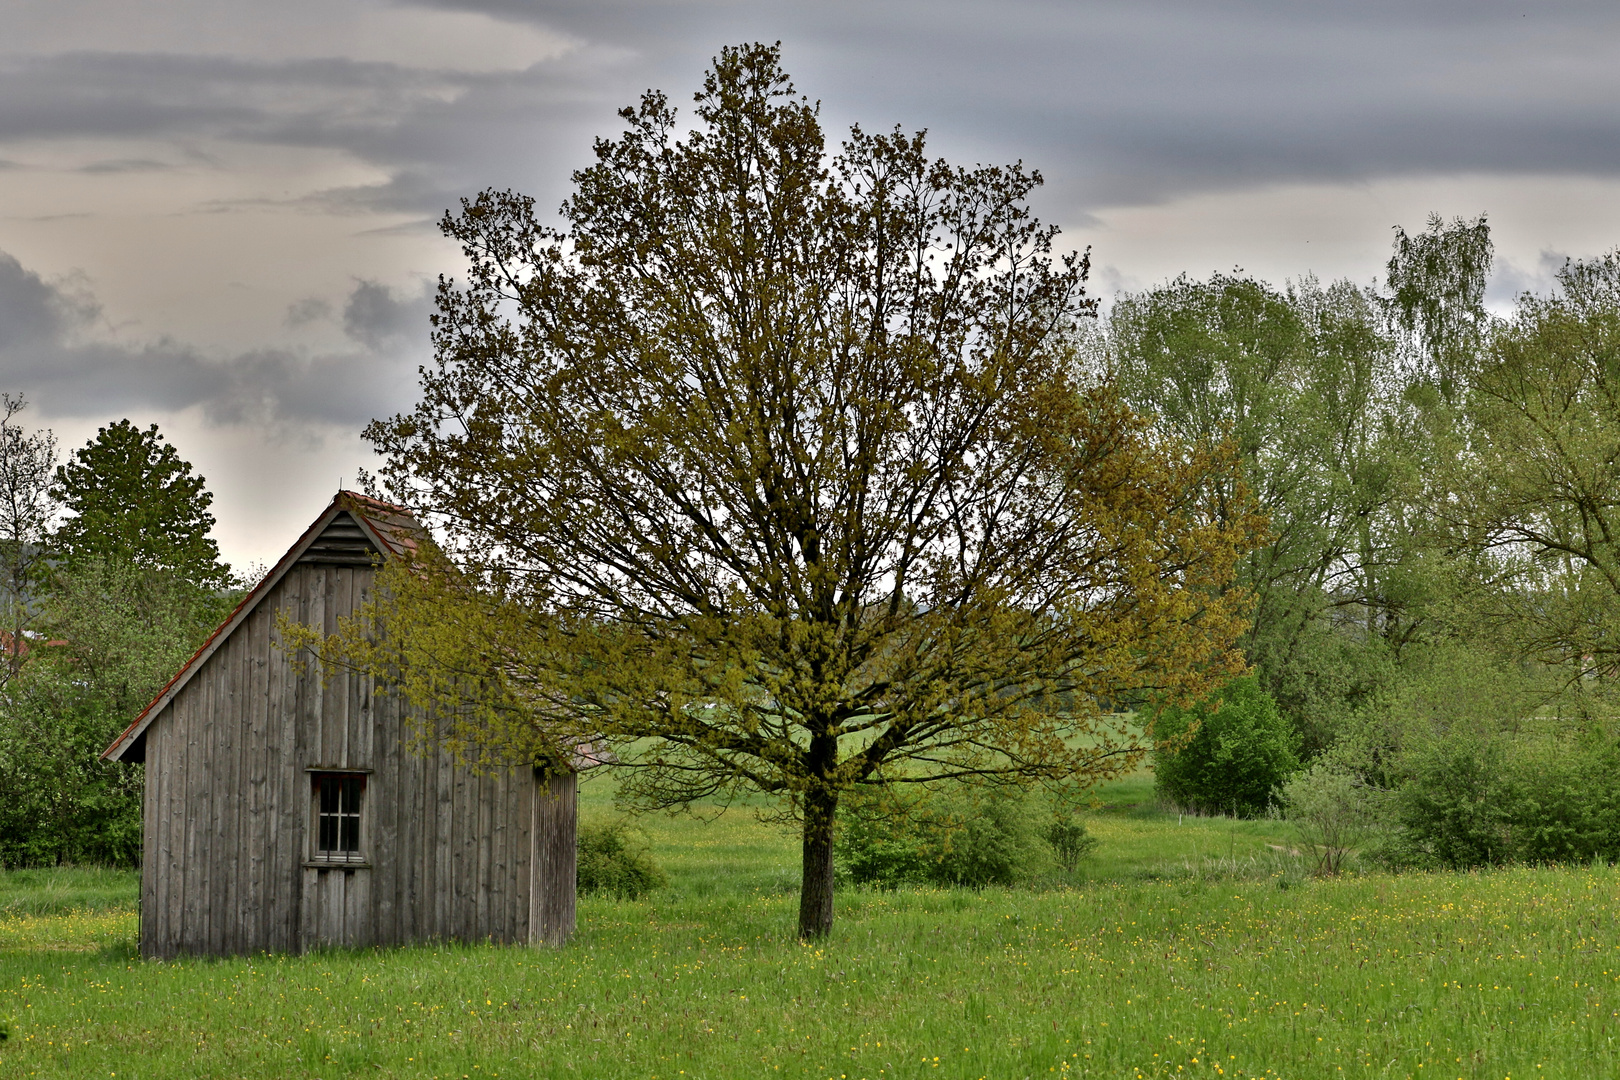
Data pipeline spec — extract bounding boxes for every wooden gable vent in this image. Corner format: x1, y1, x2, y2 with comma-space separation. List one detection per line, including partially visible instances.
297, 510, 381, 566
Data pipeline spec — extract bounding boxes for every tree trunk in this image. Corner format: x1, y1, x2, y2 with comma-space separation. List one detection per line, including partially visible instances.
797, 785, 838, 939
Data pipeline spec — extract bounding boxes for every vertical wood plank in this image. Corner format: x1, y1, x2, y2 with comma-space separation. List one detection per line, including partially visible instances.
453, 752, 471, 940
166, 692, 186, 955
249, 601, 271, 953
308, 566, 327, 767
504, 768, 520, 942
512, 767, 533, 944
204, 654, 224, 956
262, 582, 282, 953
475, 769, 493, 940
298, 865, 318, 953
274, 575, 302, 953
237, 610, 255, 953
218, 628, 240, 955
325, 870, 345, 948
244, 602, 270, 954
370, 615, 401, 945
434, 729, 453, 940
333, 567, 350, 767
346, 870, 371, 948
295, 571, 320, 953
531, 771, 577, 946
180, 670, 204, 954
405, 696, 428, 941
144, 720, 167, 958
492, 768, 509, 941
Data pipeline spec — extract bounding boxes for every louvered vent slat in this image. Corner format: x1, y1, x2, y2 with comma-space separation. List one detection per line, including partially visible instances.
297, 511, 381, 565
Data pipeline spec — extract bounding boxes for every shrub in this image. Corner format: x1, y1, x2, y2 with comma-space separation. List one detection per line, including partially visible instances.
1040, 816, 1099, 872
577, 821, 666, 898
1153, 675, 1299, 817
1380, 737, 1620, 870
836, 785, 1048, 888
0, 662, 144, 868
1279, 757, 1381, 875
1511, 741, 1620, 864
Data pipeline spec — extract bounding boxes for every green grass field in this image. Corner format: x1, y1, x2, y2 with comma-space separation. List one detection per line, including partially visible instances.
0, 770, 1616, 1079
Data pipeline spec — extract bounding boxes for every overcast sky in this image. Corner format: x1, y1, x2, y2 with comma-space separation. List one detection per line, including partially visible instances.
4, 0, 1620, 567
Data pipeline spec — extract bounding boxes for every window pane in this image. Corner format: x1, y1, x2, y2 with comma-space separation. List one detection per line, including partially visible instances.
314, 774, 365, 858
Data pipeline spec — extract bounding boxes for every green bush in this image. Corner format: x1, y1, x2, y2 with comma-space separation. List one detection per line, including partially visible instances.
0, 662, 144, 868
1380, 737, 1620, 870
577, 821, 667, 898
1153, 675, 1300, 817
1040, 816, 1099, 872
1278, 756, 1382, 875
835, 785, 1049, 888
0, 558, 233, 868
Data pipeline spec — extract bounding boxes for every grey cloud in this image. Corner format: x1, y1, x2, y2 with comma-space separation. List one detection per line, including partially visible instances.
8, 3, 1620, 242
0, 45, 634, 218
284, 297, 332, 326
0, 51, 468, 145
342, 279, 434, 351
0, 253, 97, 349
402, 1, 1620, 211
78, 158, 174, 174
1487, 250, 1577, 311
0, 253, 428, 431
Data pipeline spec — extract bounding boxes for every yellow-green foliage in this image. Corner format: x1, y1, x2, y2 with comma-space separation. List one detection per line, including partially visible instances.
576, 821, 667, 899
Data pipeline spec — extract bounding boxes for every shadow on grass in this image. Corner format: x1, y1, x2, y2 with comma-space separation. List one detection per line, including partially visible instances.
96, 940, 140, 963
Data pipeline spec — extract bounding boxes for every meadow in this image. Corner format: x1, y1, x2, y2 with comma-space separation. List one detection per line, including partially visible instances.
0, 772, 1615, 1079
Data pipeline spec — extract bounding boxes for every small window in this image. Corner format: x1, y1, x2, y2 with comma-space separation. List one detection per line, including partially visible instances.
310, 773, 366, 864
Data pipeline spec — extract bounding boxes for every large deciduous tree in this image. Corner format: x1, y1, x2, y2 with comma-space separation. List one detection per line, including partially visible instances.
1386, 212, 1493, 406
1443, 251, 1620, 689
1108, 274, 1417, 754
357, 43, 1264, 938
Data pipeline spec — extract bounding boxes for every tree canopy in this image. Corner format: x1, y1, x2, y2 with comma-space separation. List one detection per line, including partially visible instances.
1107, 274, 1418, 753
52, 419, 230, 591
1441, 250, 1620, 686
347, 43, 1264, 937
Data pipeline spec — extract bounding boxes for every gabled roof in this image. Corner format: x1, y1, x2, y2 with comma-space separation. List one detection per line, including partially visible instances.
101, 491, 427, 763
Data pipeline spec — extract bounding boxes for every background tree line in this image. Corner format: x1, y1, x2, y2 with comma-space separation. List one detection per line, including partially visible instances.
0, 409, 234, 866
1110, 214, 1620, 870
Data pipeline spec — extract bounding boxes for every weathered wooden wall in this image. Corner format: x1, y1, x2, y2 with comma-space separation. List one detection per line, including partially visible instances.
139, 550, 575, 959
531, 771, 578, 946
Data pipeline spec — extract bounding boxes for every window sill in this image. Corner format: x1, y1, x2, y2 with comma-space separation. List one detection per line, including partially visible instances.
303, 860, 371, 870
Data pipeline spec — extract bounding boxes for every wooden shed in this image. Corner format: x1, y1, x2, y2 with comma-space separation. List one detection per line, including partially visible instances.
101, 491, 576, 959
